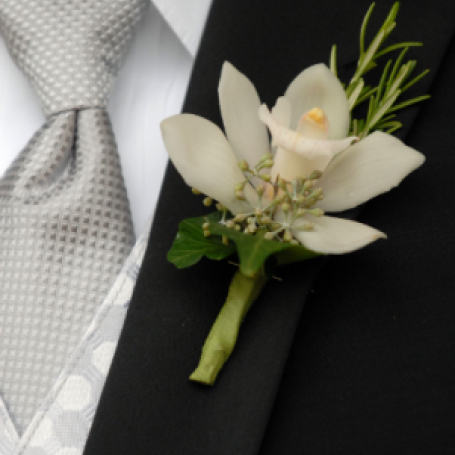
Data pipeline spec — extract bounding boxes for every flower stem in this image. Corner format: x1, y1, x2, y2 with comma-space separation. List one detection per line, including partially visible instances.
189, 270, 269, 385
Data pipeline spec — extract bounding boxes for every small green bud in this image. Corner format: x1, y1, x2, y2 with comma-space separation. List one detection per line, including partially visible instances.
192, 188, 202, 195
234, 224, 242, 231
216, 202, 226, 211
281, 202, 291, 213
203, 197, 213, 207
306, 197, 317, 207
203, 229, 211, 237
234, 213, 246, 222
297, 195, 306, 205
256, 184, 265, 196
261, 153, 274, 161
290, 239, 300, 245
238, 160, 249, 171
311, 188, 323, 199
275, 193, 287, 203
222, 235, 229, 246
247, 217, 255, 224
260, 173, 271, 182
254, 208, 263, 217
296, 208, 306, 217
202, 222, 210, 229
309, 170, 323, 180
283, 230, 293, 242
310, 208, 324, 217
262, 159, 274, 168
264, 232, 275, 240
278, 177, 287, 191
247, 225, 257, 234
235, 190, 245, 200
303, 180, 314, 190
235, 182, 246, 191
225, 220, 235, 228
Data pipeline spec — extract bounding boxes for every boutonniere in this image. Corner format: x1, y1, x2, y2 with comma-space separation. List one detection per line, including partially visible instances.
161, 2, 427, 385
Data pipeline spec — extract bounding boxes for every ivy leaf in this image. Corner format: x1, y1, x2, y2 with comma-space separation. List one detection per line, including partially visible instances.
168, 211, 322, 275
208, 219, 321, 278
167, 212, 236, 268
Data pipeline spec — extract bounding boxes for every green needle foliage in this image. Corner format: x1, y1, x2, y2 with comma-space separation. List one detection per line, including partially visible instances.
330, 2, 430, 138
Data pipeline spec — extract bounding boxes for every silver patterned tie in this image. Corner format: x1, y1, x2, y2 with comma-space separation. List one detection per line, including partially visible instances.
0, 0, 147, 434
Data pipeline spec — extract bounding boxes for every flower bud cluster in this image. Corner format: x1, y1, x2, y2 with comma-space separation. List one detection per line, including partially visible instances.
194, 155, 326, 245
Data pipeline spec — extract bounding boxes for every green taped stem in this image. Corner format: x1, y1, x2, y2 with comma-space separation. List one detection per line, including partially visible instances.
189, 270, 269, 385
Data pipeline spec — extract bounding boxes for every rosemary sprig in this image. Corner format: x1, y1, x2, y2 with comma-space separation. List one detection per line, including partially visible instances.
330, 2, 430, 138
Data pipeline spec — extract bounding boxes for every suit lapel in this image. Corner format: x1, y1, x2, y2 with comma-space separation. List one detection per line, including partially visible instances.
84, 1, 455, 454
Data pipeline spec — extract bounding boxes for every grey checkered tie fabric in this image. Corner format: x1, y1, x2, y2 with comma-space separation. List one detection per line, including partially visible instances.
0, 0, 148, 435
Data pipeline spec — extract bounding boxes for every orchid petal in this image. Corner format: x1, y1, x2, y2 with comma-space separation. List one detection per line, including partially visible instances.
292, 215, 386, 254
285, 64, 350, 139
259, 104, 356, 159
161, 114, 252, 214
271, 147, 326, 182
271, 96, 291, 128
219, 62, 270, 166
243, 181, 260, 208
317, 131, 425, 212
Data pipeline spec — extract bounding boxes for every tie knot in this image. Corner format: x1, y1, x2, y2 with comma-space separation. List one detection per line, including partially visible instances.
0, 0, 148, 116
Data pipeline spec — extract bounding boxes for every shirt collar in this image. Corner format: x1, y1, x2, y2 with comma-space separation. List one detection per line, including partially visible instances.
152, 0, 212, 57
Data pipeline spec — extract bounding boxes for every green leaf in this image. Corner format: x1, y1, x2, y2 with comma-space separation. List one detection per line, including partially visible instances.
360, 3, 375, 57
348, 78, 364, 110
330, 44, 338, 77
376, 59, 393, 107
355, 86, 378, 106
168, 211, 321, 275
387, 94, 430, 113
374, 41, 422, 60
362, 61, 378, 75
208, 223, 320, 278
401, 69, 430, 93
387, 60, 413, 96
167, 212, 236, 268
375, 120, 402, 130
367, 89, 401, 132
385, 47, 408, 95
354, 29, 385, 83
382, 2, 399, 33
385, 124, 402, 134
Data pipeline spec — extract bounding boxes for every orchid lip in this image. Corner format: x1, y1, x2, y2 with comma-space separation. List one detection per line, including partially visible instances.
258, 104, 357, 159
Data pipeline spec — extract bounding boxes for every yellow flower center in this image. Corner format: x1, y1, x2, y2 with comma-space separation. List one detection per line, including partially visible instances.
300, 107, 328, 130
295, 107, 329, 140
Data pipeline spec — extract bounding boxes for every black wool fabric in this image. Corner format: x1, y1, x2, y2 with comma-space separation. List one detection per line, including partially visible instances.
84, 0, 455, 454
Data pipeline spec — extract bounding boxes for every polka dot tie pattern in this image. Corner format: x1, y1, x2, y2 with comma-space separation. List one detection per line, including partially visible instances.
0, 0, 148, 435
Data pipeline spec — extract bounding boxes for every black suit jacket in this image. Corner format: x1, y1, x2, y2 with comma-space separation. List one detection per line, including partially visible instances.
84, 0, 455, 453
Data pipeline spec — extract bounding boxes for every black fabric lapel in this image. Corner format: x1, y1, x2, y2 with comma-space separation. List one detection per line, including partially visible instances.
84, 1, 455, 454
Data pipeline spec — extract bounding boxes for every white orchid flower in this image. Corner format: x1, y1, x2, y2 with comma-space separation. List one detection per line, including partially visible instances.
161, 62, 425, 254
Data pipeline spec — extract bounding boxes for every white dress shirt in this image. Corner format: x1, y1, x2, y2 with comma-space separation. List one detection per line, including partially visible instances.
0, 0, 212, 236
0, 0, 212, 451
